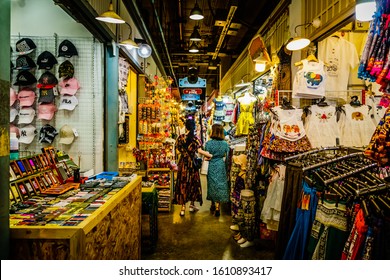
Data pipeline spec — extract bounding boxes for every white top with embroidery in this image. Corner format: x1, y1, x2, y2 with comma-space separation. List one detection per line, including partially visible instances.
222, 95, 235, 123
338, 104, 376, 147
366, 95, 386, 126
272, 106, 306, 141
304, 105, 339, 148
318, 36, 359, 92
293, 59, 327, 99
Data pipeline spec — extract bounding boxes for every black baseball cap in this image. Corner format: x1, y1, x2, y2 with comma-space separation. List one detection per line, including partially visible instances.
39, 124, 58, 144
58, 40, 78, 58
37, 51, 58, 70
58, 60, 75, 79
15, 55, 37, 70
38, 88, 56, 103
15, 38, 37, 55
13, 70, 37, 86
37, 71, 58, 89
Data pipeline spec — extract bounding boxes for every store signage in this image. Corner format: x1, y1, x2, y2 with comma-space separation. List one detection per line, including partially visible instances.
179, 77, 206, 101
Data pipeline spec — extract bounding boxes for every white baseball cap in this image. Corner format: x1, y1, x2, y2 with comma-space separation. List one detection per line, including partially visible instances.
59, 124, 75, 144
59, 95, 78, 111
19, 124, 37, 144
10, 108, 18, 123
18, 107, 36, 124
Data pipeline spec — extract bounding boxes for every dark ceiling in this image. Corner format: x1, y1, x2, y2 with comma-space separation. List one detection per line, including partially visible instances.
135, 0, 281, 89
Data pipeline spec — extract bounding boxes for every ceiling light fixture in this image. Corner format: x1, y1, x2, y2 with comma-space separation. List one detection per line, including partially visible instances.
189, 42, 199, 53
190, 26, 202, 41
190, 0, 204, 20
119, 23, 139, 50
95, 1, 125, 24
286, 18, 321, 51
253, 48, 271, 73
355, 0, 376, 21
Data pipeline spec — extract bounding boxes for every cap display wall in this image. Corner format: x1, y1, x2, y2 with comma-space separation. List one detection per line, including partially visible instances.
11, 0, 104, 173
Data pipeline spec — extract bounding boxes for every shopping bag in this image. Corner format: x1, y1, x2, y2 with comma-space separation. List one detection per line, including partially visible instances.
200, 159, 209, 175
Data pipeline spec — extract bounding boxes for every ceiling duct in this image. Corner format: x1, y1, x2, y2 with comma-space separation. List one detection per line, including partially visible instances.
212, 4, 238, 60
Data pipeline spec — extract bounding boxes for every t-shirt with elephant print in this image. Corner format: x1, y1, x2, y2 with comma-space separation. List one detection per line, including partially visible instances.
293, 59, 326, 99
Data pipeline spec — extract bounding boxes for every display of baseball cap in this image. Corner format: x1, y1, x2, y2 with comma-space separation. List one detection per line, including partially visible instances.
10, 124, 20, 138
37, 51, 58, 70
19, 124, 37, 144
18, 107, 36, 124
13, 70, 37, 86
58, 95, 78, 110
10, 108, 18, 123
37, 71, 58, 89
58, 60, 75, 79
38, 103, 57, 120
15, 38, 37, 55
59, 77, 80, 95
39, 124, 58, 144
58, 39, 78, 58
59, 124, 75, 144
10, 88, 17, 106
38, 88, 55, 103
15, 55, 37, 70
17, 89, 36, 107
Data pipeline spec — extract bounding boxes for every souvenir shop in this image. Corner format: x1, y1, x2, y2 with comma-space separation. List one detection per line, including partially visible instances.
199, 0, 390, 260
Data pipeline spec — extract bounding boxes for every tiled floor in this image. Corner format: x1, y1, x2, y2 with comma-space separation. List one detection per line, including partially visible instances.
141, 175, 275, 260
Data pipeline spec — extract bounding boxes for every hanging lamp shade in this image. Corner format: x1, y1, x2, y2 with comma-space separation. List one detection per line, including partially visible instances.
190, 26, 202, 41
286, 37, 311, 51
189, 42, 199, 53
137, 43, 152, 58
355, 0, 376, 21
96, 1, 125, 24
190, 1, 204, 20
119, 23, 139, 49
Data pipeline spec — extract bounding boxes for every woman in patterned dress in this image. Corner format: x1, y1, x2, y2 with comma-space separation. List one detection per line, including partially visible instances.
173, 118, 211, 216
205, 124, 231, 217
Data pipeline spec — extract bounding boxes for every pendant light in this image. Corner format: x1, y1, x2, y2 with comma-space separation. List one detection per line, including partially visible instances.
190, 0, 204, 20
355, 0, 376, 22
96, 1, 125, 24
286, 18, 321, 51
189, 42, 199, 53
190, 26, 202, 41
119, 23, 139, 49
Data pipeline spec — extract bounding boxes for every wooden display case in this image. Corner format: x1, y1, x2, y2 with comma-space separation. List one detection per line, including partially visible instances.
10, 176, 142, 260
147, 168, 172, 212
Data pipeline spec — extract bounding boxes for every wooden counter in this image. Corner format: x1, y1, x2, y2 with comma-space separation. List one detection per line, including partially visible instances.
10, 176, 142, 260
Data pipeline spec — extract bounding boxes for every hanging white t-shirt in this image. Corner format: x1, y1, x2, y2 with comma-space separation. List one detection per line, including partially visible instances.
304, 104, 339, 148
292, 59, 326, 99
338, 104, 376, 147
318, 36, 359, 91
272, 106, 306, 141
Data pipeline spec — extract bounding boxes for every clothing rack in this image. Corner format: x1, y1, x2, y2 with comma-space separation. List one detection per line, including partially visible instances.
358, 182, 390, 196
322, 162, 378, 185
284, 146, 341, 161
302, 152, 363, 172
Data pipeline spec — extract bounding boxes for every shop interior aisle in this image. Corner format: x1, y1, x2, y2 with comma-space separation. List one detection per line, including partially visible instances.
141, 175, 275, 260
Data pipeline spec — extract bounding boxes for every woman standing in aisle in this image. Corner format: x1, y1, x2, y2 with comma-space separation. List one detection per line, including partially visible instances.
173, 118, 211, 216
205, 124, 231, 217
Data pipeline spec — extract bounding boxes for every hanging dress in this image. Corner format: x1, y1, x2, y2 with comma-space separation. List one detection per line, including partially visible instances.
235, 100, 256, 136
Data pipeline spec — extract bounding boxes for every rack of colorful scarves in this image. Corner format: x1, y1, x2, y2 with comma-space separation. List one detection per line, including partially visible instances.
273, 147, 390, 260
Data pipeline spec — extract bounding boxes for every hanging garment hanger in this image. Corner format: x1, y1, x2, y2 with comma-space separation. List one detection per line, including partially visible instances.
350, 95, 362, 107
281, 97, 294, 110
317, 97, 329, 107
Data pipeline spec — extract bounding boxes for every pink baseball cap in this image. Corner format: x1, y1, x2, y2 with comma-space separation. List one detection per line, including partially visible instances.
10, 88, 17, 106
59, 77, 80, 95
38, 103, 57, 120
18, 89, 36, 107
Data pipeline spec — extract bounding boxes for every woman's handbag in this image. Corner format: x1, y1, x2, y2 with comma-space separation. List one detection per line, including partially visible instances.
193, 156, 203, 170
200, 159, 209, 175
